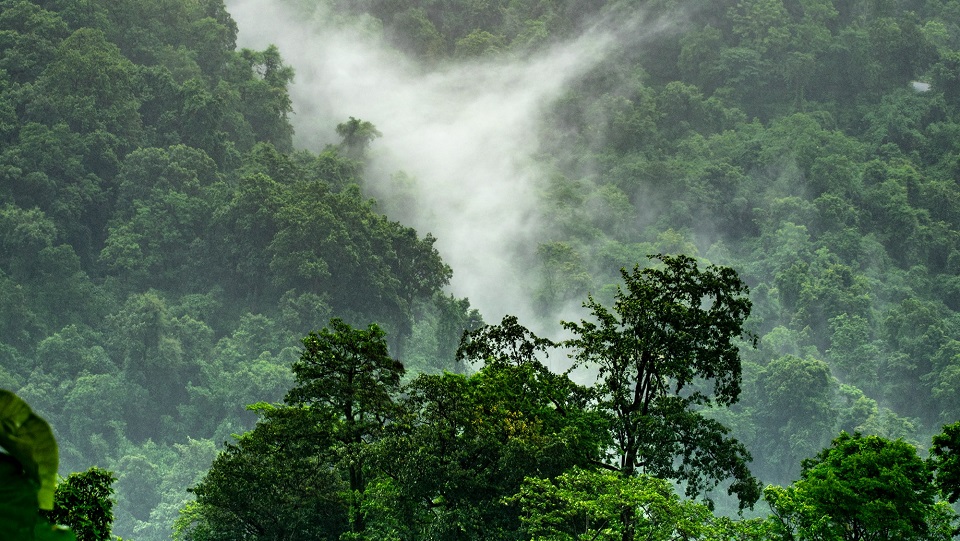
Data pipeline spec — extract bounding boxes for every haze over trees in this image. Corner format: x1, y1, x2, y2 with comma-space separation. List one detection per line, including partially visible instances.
5, 0, 960, 538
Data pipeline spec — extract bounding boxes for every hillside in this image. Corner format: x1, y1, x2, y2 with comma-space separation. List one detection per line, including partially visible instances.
4, 0, 960, 538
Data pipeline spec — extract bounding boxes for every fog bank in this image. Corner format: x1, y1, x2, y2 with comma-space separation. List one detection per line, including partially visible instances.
225, 0, 676, 327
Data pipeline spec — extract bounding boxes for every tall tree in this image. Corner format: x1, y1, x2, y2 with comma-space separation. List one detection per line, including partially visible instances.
562, 254, 761, 541
335, 117, 382, 159
284, 318, 404, 536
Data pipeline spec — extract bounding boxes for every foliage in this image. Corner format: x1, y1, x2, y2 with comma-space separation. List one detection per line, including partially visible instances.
42, 467, 116, 541
180, 404, 348, 541
7, 0, 960, 535
336, 117, 382, 158
372, 319, 606, 539
0, 389, 59, 511
563, 254, 761, 509
285, 318, 404, 535
0, 389, 77, 541
765, 432, 950, 541
510, 467, 776, 541
930, 420, 960, 504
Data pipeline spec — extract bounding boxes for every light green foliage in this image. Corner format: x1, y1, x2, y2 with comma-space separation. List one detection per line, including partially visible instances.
510, 467, 776, 541
766, 432, 950, 541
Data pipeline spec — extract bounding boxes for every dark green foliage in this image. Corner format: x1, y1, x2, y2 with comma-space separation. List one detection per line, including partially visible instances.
42, 467, 116, 541
8, 0, 960, 536
931, 421, 960, 504
286, 319, 403, 535
183, 405, 349, 541
377, 364, 604, 539
185, 318, 607, 540
563, 254, 761, 508
286, 319, 404, 436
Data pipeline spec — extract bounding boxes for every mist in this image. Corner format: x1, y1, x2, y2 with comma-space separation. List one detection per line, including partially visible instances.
224, 0, 677, 330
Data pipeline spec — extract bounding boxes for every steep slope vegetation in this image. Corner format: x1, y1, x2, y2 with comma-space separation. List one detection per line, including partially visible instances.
0, 1, 477, 537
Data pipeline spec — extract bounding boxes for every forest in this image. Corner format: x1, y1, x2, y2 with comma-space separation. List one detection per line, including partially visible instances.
4, 0, 960, 539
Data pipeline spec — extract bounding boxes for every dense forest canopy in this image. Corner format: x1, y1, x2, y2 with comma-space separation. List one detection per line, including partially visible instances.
5, 0, 960, 538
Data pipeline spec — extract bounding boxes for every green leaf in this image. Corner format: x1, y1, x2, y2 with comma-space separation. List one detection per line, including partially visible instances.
33, 519, 76, 541
0, 389, 59, 510
0, 455, 37, 539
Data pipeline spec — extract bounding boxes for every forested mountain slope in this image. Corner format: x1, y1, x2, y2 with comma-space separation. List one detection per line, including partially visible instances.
6, 0, 960, 538
262, 0, 960, 485
0, 0, 478, 537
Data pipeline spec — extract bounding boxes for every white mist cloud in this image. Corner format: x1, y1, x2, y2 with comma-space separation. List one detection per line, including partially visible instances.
224, 0, 675, 329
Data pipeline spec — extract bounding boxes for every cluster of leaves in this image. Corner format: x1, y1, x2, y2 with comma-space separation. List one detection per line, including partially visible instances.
0, 1, 477, 538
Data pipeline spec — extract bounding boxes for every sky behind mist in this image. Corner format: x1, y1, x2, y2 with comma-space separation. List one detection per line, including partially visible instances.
224, 0, 673, 331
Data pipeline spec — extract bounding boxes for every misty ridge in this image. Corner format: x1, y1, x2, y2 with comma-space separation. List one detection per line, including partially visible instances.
4, 0, 960, 539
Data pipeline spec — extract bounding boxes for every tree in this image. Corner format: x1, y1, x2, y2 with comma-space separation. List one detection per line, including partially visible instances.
42, 467, 116, 541
234, 46, 295, 152
180, 404, 349, 541
0, 0, 69, 84
365, 317, 606, 539
765, 432, 950, 541
284, 318, 404, 536
30, 28, 142, 141
562, 254, 761, 524
749, 355, 838, 485
335, 117, 382, 159
380, 227, 453, 355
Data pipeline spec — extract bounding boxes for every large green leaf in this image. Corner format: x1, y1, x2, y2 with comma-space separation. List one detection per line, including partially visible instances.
0, 455, 37, 539
0, 389, 59, 510
0, 454, 75, 541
